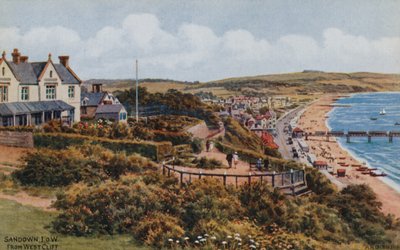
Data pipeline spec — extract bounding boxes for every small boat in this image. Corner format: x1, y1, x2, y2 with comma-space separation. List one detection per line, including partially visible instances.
370, 117, 378, 121
395, 122, 400, 126
370, 170, 387, 177
379, 109, 386, 115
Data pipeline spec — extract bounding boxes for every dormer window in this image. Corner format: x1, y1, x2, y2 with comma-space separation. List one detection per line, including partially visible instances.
50, 70, 53, 78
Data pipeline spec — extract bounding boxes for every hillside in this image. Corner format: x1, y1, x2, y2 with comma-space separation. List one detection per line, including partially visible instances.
84, 71, 400, 97
188, 71, 400, 97
83, 79, 190, 93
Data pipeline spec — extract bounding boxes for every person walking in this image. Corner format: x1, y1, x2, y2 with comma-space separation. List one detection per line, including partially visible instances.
209, 141, 214, 151
233, 152, 239, 169
264, 158, 269, 171
226, 153, 233, 168
256, 158, 262, 171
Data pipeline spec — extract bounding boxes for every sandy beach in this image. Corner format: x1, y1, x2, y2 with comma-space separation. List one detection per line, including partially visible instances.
297, 95, 400, 218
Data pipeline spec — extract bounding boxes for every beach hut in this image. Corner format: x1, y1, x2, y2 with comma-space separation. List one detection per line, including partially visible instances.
337, 169, 346, 177
313, 161, 328, 170
292, 127, 304, 138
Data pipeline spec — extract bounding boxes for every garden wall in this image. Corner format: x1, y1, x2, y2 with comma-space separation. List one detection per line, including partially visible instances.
0, 131, 34, 148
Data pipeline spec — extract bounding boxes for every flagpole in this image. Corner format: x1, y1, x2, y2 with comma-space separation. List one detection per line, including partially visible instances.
135, 59, 139, 122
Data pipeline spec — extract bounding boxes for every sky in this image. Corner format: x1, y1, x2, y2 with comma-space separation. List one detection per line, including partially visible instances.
0, 0, 399, 81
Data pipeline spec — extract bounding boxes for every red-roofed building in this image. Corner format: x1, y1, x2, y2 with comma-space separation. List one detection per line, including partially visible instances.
313, 160, 328, 170
292, 127, 304, 138
261, 132, 279, 149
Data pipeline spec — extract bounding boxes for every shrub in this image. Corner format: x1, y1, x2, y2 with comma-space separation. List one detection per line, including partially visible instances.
190, 138, 203, 154
132, 212, 185, 248
191, 157, 224, 169
33, 132, 173, 161
13, 145, 157, 186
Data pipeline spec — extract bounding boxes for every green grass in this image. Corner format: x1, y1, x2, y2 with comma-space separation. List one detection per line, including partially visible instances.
0, 198, 150, 250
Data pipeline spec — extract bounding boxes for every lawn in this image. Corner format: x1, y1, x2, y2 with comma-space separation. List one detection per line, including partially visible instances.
0, 198, 150, 250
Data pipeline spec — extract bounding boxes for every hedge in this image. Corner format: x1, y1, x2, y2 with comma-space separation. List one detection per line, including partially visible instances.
33, 133, 173, 162
152, 130, 192, 145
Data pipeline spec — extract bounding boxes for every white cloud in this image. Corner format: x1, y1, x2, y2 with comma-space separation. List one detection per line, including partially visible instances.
0, 14, 399, 81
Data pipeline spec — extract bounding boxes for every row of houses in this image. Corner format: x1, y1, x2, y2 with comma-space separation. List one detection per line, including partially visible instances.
0, 49, 128, 127
212, 95, 279, 149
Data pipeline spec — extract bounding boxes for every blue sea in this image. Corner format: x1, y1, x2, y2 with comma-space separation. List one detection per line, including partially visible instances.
327, 92, 400, 192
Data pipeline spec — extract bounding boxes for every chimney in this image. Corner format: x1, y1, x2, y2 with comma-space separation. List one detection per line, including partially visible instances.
11, 48, 21, 64
20, 56, 28, 63
92, 83, 103, 93
58, 56, 69, 67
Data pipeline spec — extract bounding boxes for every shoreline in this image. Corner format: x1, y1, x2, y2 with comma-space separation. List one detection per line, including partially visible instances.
298, 94, 400, 218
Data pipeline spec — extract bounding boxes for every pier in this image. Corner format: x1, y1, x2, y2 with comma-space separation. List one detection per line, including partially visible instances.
310, 130, 400, 143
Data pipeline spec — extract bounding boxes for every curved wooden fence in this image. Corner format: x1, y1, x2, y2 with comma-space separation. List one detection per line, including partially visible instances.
161, 163, 306, 194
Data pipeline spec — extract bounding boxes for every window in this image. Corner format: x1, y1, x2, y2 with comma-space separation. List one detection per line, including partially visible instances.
32, 113, 42, 125
50, 70, 53, 78
0, 86, 8, 102
68, 86, 75, 98
2, 116, 13, 126
2, 67, 4, 76
21, 87, 29, 101
46, 85, 56, 100
119, 112, 127, 120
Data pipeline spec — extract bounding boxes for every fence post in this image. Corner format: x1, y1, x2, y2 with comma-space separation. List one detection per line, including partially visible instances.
260, 175, 263, 184
180, 172, 183, 186
290, 169, 294, 184
168, 168, 171, 177
272, 171, 276, 187
189, 174, 192, 183
281, 173, 284, 186
162, 163, 165, 176
248, 172, 251, 185
235, 176, 238, 188
199, 171, 202, 180
223, 172, 227, 187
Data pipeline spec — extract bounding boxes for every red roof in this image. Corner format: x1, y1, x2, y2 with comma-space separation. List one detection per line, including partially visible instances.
293, 127, 304, 133
261, 132, 279, 149
314, 161, 328, 166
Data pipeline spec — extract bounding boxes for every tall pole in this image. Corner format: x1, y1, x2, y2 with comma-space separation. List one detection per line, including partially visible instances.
135, 59, 139, 122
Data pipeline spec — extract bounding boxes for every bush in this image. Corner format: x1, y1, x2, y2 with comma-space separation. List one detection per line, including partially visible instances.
13, 144, 157, 186
190, 138, 203, 154
132, 212, 185, 248
191, 157, 224, 169
33, 132, 173, 161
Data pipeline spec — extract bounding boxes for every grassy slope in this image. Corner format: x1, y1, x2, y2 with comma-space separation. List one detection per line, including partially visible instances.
0, 199, 149, 250
86, 71, 400, 98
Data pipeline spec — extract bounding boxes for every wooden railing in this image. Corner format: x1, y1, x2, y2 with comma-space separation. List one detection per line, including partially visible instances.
161, 162, 306, 194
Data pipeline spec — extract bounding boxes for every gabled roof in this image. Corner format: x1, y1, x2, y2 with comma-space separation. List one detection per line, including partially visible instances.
31, 62, 48, 79
54, 63, 80, 84
0, 100, 74, 116
2, 59, 80, 85
81, 92, 105, 106
96, 104, 125, 114
7, 62, 38, 84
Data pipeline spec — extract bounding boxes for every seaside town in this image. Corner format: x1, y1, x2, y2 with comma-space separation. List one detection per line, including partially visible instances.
1, 1, 400, 250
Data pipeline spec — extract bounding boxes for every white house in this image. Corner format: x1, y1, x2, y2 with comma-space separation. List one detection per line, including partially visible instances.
0, 49, 82, 126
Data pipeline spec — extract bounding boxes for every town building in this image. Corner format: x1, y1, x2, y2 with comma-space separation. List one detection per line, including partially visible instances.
0, 49, 81, 126
81, 83, 127, 122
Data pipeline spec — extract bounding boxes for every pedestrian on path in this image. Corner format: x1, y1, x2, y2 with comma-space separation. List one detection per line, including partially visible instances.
206, 140, 211, 152
233, 152, 239, 169
209, 141, 214, 151
226, 153, 233, 168
264, 158, 270, 171
256, 158, 262, 171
